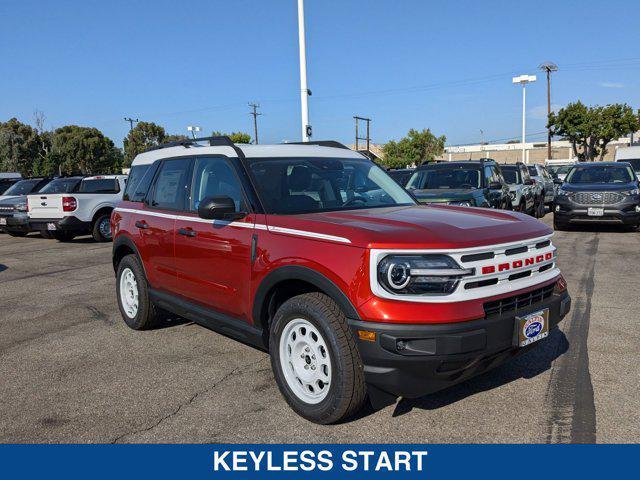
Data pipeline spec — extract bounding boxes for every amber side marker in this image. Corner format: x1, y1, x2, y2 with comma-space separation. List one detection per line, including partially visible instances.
357, 330, 377, 342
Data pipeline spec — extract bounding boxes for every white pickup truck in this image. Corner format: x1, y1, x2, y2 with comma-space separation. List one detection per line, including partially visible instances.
27, 175, 127, 242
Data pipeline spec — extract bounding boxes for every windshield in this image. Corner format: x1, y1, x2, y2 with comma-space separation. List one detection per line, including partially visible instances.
3, 179, 41, 196
566, 165, 635, 184
547, 165, 573, 176
39, 178, 81, 194
501, 168, 519, 184
527, 166, 539, 177
407, 168, 481, 190
246, 157, 415, 214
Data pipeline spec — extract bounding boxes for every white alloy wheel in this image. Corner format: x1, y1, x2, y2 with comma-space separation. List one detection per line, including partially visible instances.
119, 268, 139, 319
279, 318, 332, 404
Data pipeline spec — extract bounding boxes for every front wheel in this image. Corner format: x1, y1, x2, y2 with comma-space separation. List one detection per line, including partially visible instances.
553, 216, 568, 231
269, 292, 367, 424
92, 214, 112, 242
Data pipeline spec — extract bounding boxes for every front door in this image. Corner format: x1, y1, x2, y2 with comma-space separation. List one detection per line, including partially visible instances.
173, 156, 255, 321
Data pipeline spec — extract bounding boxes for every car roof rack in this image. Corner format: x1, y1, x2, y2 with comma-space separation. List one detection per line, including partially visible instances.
144, 136, 246, 159
285, 140, 350, 150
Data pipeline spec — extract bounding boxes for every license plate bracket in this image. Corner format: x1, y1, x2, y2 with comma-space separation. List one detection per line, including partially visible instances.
588, 207, 604, 217
47, 223, 57, 231
0, 218, 6, 226
515, 309, 550, 347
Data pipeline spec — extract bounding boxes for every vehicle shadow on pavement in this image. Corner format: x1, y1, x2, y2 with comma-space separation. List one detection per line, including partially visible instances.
388, 328, 569, 418
0, 264, 7, 274
558, 224, 637, 234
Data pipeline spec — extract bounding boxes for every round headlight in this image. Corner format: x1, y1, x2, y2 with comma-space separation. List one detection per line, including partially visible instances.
387, 262, 411, 289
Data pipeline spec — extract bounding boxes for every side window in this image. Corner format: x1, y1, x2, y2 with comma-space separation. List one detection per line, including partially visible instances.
521, 166, 531, 182
483, 166, 493, 185
492, 165, 504, 183
190, 157, 246, 212
149, 158, 191, 211
124, 164, 158, 202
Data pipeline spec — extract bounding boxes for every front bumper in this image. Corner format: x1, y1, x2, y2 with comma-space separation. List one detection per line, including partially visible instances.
29, 216, 91, 233
0, 212, 30, 233
554, 195, 640, 225
349, 286, 570, 398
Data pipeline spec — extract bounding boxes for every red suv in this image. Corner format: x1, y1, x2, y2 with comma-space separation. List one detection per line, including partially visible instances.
112, 137, 571, 424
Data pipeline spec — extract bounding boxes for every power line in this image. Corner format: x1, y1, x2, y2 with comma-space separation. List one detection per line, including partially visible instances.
124, 117, 139, 131
248, 103, 262, 144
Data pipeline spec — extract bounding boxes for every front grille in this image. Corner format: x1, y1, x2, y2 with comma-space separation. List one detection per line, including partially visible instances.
483, 282, 555, 317
571, 191, 624, 205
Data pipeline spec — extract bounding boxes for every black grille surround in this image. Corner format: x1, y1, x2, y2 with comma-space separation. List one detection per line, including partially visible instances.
571, 191, 624, 205
483, 282, 556, 317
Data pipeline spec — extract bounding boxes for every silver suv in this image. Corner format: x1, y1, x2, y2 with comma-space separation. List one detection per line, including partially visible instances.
527, 164, 555, 208
501, 163, 536, 215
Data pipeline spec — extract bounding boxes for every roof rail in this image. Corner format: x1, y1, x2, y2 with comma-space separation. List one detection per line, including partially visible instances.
284, 140, 350, 150
143, 135, 246, 158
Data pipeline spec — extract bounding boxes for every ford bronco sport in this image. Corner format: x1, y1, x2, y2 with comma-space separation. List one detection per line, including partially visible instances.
112, 137, 571, 424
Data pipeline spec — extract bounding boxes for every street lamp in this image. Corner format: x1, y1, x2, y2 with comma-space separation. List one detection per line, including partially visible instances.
297, 0, 311, 142
512, 74, 536, 164
538, 62, 558, 160
187, 125, 201, 139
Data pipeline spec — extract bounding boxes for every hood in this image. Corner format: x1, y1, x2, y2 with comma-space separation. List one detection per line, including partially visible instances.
0, 195, 19, 203
268, 205, 552, 249
562, 181, 637, 192
410, 189, 477, 203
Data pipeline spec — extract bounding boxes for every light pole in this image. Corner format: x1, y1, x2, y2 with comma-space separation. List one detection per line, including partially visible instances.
297, 0, 311, 141
512, 74, 536, 164
187, 125, 201, 139
538, 62, 558, 161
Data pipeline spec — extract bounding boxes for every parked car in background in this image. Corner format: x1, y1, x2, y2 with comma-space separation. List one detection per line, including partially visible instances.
28, 175, 127, 242
615, 145, 640, 179
386, 168, 415, 187
501, 163, 536, 215
0, 173, 22, 196
545, 160, 575, 183
527, 164, 555, 209
0, 178, 54, 236
405, 159, 512, 209
553, 162, 640, 230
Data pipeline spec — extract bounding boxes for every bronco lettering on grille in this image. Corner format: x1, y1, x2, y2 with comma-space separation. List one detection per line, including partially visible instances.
481, 252, 553, 275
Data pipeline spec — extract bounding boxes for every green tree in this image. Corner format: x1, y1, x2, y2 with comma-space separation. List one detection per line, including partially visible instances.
0, 118, 42, 176
382, 128, 446, 168
49, 125, 121, 175
123, 121, 166, 167
548, 101, 639, 161
164, 134, 190, 143
212, 131, 252, 144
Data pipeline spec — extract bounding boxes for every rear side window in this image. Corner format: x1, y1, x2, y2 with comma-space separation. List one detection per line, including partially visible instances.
78, 178, 120, 194
38, 178, 82, 194
149, 158, 191, 210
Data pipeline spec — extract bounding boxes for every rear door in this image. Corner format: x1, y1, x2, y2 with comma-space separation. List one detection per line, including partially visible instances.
173, 156, 255, 321
135, 157, 192, 294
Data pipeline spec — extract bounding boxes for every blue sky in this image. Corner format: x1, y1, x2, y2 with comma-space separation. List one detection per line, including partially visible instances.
1, 0, 639, 148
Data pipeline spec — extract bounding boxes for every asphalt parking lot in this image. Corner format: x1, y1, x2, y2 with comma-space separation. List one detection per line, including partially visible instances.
1, 214, 639, 444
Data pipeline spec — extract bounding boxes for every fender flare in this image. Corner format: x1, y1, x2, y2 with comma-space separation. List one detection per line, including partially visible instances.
112, 234, 143, 274
252, 266, 361, 328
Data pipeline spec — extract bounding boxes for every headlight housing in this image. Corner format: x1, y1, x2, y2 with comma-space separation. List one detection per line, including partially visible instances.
448, 200, 472, 207
624, 188, 640, 196
15, 203, 27, 212
377, 254, 473, 296
556, 187, 570, 197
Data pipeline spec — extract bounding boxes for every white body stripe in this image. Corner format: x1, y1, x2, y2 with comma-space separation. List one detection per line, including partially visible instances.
114, 208, 349, 243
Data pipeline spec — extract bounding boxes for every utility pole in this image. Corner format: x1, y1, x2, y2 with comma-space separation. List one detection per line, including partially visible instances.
480, 129, 485, 158
354, 116, 371, 154
297, 0, 311, 141
539, 62, 558, 160
512, 74, 536, 164
248, 102, 262, 144
124, 117, 139, 131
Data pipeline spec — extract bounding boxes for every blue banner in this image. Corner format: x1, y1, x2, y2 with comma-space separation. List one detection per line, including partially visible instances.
0, 444, 634, 479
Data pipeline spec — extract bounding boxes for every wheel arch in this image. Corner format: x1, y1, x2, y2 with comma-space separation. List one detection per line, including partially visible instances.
253, 266, 361, 340
91, 205, 114, 225
112, 234, 143, 275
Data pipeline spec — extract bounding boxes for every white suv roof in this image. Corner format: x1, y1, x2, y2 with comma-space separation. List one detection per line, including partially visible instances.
131, 143, 365, 167
83, 174, 128, 180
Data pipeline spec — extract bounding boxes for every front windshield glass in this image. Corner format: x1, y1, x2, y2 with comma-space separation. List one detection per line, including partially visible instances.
246, 157, 415, 214
547, 165, 573, 176
407, 168, 481, 190
566, 165, 635, 184
501, 168, 519, 184
39, 178, 81, 194
3, 179, 41, 196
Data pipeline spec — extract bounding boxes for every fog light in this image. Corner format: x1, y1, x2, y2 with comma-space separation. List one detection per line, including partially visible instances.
357, 330, 376, 342
396, 340, 406, 351
554, 275, 568, 293
635, 205, 640, 213
555, 205, 560, 212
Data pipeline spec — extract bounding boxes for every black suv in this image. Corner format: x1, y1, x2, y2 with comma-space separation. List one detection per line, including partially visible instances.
405, 159, 512, 209
554, 162, 640, 230
0, 177, 54, 237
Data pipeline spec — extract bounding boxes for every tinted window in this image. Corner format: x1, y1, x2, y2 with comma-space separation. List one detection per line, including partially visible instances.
622, 159, 640, 172
501, 168, 519, 184
527, 166, 538, 177
190, 157, 245, 212
124, 164, 158, 202
39, 178, 82, 194
566, 165, 635, 184
407, 168, 481, 189
247, 157, 414, 214
150, 158, 191, 210
0, 179, 19, 194
2, 179, 42, 196
78, 178, 120, 193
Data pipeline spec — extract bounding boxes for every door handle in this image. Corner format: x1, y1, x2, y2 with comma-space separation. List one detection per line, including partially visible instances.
135, 220, 149, 230
177, 227, 196, 238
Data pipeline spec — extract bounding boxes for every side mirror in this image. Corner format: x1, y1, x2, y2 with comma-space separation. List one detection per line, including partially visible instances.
553, 178, 563, 185
524, 179, 534, 186
197, 196, 244, 220
488, 181, 502, 190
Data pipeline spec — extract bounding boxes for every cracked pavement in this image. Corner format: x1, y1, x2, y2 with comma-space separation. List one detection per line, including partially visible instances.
1, 215, 639, 443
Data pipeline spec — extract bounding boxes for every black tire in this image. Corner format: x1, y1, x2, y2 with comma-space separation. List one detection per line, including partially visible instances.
53, 231, 75, 242
553, 216, 568, 231
536, 198, 546, 218
269, 292, 367, 424
116, 254, 161, 330
40, 230, 54, 239
92, 213, 112, 242
7, 231, 28, 237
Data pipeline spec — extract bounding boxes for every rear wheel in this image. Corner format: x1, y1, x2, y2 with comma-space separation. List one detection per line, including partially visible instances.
53, 231, 75, 242
269, 292, 367, 424
116, 254, 161, 330
7, 231, 27, 237
535, 197, 546, 218
92, 214, 112, 242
